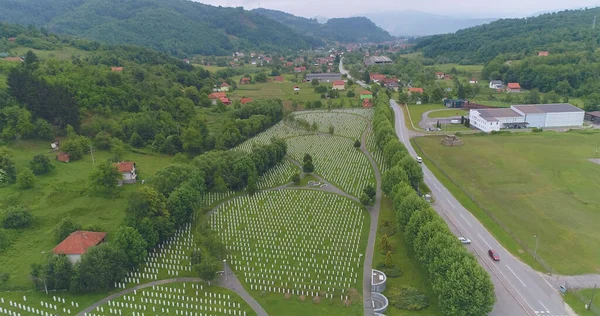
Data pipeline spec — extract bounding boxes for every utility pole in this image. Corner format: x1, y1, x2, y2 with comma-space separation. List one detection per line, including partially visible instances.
533, 235, 539, 262
89, 144, 95, 166
588, 284, 597, 310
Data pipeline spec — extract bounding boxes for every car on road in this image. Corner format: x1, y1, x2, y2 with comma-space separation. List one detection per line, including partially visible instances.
488, 249, 500, 261
416, 156, 423, 163
458, 237, 471, 244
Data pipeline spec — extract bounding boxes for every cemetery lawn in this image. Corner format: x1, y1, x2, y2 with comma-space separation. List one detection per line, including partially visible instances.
0, 140, 173, 289
0, 290, 109, 315
373, 197, 441, 315
412, 132, 600, 275
212, 190, 370, 316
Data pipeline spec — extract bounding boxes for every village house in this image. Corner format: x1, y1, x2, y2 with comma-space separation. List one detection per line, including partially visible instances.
53, 231, 107, 264
239, 77, 251, 85
241, 98, 253, 105
57, 152, 70, 163
110, 66, 123, 72
369, 73, 386, 83
7, 37, 16, 42
219, 82, 230, 92
507, 83, 521, 93
435, 72, 445, 79
285, 62, 293, 67
444, 75, 453, 80
219, 97, 231, 105
209, 92, 227, 105
294, 66, 307, 73
293, 86, 300, 92
332, 80, 346, 90
274, 76, 284, 82
469, 78, 479, 84
182, 58, 190, 64
538, 51, 549, 57
362, 99, 373, 108
489, 80, 504, 89
385, 81, 400, 91
3, 57, 23, 62
115, 161, 137, 185
408, 88, 424, 95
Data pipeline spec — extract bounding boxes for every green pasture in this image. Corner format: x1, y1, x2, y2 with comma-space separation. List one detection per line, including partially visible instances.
406, 104, 447, 128
11, 46, 90, 60
413, 131, 600, 274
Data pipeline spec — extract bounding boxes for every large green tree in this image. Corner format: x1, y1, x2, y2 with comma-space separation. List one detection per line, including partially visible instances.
89, 161, 121, 192
71, 244, 128, 292
114, 226, 147, 269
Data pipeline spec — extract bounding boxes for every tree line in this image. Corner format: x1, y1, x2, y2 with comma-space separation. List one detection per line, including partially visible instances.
29, 137, 287, 292
372, 96, 496, 315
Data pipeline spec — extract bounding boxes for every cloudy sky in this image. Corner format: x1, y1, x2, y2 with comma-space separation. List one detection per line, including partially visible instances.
193, 0, 600, 18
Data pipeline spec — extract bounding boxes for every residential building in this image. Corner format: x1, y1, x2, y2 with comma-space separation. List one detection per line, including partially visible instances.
293, 86, 300, 91
115, 161, 137, 184
110, 67, 123, 72
470, 103, 584, 132
362, 99, 373, 108
209, 92, 227, 105
239, 77, 251, 85
241, 98, 253, 105
444, 75, 453, 80
435, 72, 445, 79
57, 152, 70, 163
489, 80, 503, 89
3, 57, 23, 62
219, 82, 230, 92
369, 73, 386, 82
360, 91, 373, 100
274, 76, 284, 82
538, 51, 549, 57
53, 231, 107, 264
332, 80, 346, 90
408, 88, 424, 95
294, 67, 307, 73
305, 73, 342, 82
469, 79, 478, 84
507, 83, 521, 93
219, 97, 231, 105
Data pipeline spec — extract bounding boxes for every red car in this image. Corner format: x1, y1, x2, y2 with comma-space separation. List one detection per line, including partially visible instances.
488, 249, 500, 261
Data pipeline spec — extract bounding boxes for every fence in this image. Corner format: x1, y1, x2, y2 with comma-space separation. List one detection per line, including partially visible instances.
412, 141, 556, 275
572, 290, 600, 315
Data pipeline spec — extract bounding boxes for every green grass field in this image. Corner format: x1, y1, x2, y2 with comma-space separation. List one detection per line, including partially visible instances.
373, 197, 441, 315
0, 140, 172, 289
564, 288, 600, 316
406, 104, 447, 128
413, 131, 600, 274
11, 46, 90, 60
428, 109, 469, 118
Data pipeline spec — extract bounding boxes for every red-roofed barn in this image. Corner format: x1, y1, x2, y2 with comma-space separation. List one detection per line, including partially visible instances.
332, 80, 346, 90
114, 161, 137, 184
507, 83, 521, 93
53, 231, 107, 263
240, 98, 253, 105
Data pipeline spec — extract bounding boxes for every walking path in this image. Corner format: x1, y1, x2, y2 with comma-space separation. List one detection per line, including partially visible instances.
78, 270, 267, 316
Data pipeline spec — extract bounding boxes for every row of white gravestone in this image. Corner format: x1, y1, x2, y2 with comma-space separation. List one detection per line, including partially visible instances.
2, 301, 71, 315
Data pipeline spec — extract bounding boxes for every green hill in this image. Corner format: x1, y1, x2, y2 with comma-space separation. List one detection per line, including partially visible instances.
415, 7, 600, 63
252, 8, 394, 43
0, 0, 322, 56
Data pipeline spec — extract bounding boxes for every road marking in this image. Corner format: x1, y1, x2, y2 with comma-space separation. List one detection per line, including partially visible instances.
459, 213, 472, 226
506, 265, 527, 287
445, 198, 455, 208
477, 233, 492, 249
539, 301, 550, 313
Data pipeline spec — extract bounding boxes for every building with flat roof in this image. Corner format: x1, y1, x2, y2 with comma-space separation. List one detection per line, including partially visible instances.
305, 73, 342, 82
469, 103, 584, 132
364, 56, 392, 66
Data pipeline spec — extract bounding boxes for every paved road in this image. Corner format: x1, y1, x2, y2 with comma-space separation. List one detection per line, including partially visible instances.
419, 109, 462, 130
390, 100, 571, 316
339, 59, 368, 88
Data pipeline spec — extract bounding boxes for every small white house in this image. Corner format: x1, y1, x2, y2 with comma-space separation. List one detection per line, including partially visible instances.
469, 79, 478, 84
115, 161, 137, 184
53, 231, 107, 264
489, 80, 503, 89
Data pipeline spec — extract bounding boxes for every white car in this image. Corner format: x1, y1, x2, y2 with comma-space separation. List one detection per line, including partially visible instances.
416, 156, 423, 163
458, 237, 471, 244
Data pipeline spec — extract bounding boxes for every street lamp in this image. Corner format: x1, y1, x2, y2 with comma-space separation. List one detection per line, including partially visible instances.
533, 235, 539, 262
223, 259, 228, 281
31, 276, 48, 295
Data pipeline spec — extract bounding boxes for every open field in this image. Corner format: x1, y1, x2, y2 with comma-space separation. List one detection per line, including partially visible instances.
413, 131, 600, 274
373, 197, 441, 316
211, 190, 369, 316
0, 140, 173, 289
406, 104, 447, 127
564, 288, 600, 316
428, 109, 469, 118
11, 46, 91, 60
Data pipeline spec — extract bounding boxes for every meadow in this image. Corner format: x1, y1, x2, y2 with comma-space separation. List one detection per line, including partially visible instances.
0, 140, 173, 289
413, 131, 600, 274
11, 46, 91, 60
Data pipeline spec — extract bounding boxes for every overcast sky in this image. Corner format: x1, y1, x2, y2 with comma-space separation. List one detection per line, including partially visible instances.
192, 0, 600, 18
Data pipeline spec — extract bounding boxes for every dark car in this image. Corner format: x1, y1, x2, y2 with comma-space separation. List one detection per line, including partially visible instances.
488, 249, 500, 261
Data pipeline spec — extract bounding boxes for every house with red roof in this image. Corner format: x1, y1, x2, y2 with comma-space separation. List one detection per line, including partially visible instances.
53, 231, 107, 263
443, 75, 453, 80
507, 83, 521, 93
3, 57, 23, 62
469, 79, 479, 84
7, 37, 16, 42
274, 76, 284, 82
219, 82, 230, 92
110, 67, 123, 72
293, 86, 300, 91
435, 72, 445, 79
240, 98, 253, 105
538, 51, 549, 57
362, 99, 373, 108
57, 152, 70, 163
332, 80, 346, 90
114, 161, 137, 184
285, 62, 293, 67
239, 77, 251, 85
369, 73, 386, 83
294, 67, 306, 73
408, 88, 424, 95
219, 97, 231, 105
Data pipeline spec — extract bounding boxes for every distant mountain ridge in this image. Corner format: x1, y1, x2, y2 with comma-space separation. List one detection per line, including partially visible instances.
365, 10, 497, 36
252, 8, 394, 43
0, 0, 323, 56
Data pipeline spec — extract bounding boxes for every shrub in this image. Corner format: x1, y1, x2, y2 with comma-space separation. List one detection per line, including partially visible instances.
53, 218, 81, 243
379, 219, 396, 236
532, 127, 544, 133
16, 168, 35, 189
29, 154, 54, 175
2, 206, 33, 229
291, 173, 301, 184
387, 286, 429, 310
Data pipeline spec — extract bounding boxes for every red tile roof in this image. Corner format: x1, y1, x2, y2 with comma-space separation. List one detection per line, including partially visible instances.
408, 88, 424, 93
240, 77, 251, 83
57, 152, 70, 162
362, 99, 373, 108
3, 57, 23, 62
115, 161, 135, 173
240, 98, 253, 104
53, 231, 106, 255
361, 90, 373, 95
219, 97, 231, 105
538, 51, 549, 56
209, 92, 227, 99
274, 76, 284, 82
110, 67, 123, 72
435, 72, 444, 75
221, 82, 230, 87
507, 83, 521, 89
7, 37, 16, 42
333, 80, 345, 86
370, 74, 386, 81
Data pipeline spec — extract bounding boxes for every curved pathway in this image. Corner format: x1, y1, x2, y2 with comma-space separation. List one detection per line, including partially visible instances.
78, 269, 267, 316
418, 109, 463, 130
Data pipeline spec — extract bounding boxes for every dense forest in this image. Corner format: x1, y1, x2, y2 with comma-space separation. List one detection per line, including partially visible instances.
415, 7, 600, 63
252, 9, 394, 43
0, 0, 321, 56
0, 23, 284, 157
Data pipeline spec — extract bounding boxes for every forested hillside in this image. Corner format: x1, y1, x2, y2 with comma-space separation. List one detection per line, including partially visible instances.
415, 7, 600, 63
252, 9, 394, 43
0, 0, 321, 56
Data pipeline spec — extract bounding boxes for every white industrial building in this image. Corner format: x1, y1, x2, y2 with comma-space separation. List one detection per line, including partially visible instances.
469, 103, 584, 132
